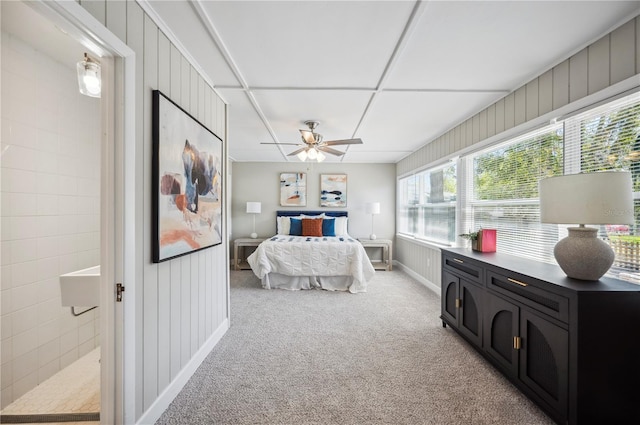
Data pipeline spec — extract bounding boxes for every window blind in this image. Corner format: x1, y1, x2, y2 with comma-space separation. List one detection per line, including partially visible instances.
459, 91, 640, 277
397, 161, 457, 245
563, 92, 640, 278
461, 124, 564, 263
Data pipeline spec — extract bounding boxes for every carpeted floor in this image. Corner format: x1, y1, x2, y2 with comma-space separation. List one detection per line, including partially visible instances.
156, 270, 554, 425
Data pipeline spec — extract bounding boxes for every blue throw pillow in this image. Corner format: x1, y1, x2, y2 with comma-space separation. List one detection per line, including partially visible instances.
289, 218, 302, 236
322, 218, 336, 236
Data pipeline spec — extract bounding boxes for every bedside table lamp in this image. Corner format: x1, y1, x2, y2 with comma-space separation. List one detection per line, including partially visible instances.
539, 171, 634, 281
366, 202, 381, 240
246, 201, 261, 239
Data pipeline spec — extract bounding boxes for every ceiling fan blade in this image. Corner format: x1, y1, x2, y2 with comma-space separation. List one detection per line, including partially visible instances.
260, 142, 301, 146
287, 147, 308, 156
299, 129, 316, 145
322, 138, 363, 146
318, 146, 345, 156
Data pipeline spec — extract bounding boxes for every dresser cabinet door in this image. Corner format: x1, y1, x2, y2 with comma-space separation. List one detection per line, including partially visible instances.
458, 280, 483, 347
520, 309, 568, 418
441, 271, 459, 326
484, 291, 519, 377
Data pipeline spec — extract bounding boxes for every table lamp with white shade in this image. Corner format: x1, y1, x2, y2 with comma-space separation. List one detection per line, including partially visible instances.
366, 202, 381, 240
539, 171, 634, 281
246, 201, 262, 239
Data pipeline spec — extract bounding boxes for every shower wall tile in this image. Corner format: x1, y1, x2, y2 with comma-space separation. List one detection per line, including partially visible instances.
38, 339, 60, 367
38, 358, 59, 384
1, 32, 100, 408
13, 349, 37, 381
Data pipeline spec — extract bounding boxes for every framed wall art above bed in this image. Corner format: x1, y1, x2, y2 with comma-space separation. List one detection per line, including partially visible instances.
320, 174, 347, 207
152, 90, 223, 263
280, 172, 307, 206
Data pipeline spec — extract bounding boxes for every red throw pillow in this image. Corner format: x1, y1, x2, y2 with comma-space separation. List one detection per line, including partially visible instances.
302, 218, 323, 237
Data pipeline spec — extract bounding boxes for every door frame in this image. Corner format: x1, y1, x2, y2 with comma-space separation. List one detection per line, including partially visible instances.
28, 2, 136, 424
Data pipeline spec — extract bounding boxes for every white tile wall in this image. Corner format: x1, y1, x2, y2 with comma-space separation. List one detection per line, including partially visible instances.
1, 32, 101, 408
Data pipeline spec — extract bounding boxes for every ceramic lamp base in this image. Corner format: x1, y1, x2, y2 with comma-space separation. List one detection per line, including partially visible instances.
370, 234, 377, 240
250, 232, 257, 239
554, 226, 614, 281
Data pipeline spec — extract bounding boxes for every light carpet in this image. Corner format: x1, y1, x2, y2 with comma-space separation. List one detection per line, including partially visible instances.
156, 270, 554, 425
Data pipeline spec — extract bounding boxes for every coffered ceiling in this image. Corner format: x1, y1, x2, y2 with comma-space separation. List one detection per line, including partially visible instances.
144, 1, 640, 163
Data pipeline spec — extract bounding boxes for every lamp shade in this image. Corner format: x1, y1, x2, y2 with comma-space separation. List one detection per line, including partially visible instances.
365, 202, 381, 215
246, 202, 261, 214
539, 171, 633, 225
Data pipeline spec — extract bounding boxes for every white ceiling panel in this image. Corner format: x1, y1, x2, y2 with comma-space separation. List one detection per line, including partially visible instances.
251, 89, 374, 143
359, 90, 503, 154
387, 1, 640, 90
199, 1, 416, 88
140, 1, 639, 163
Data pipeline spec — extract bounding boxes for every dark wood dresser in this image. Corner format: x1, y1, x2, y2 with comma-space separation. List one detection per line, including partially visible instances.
441, 248, 640, 425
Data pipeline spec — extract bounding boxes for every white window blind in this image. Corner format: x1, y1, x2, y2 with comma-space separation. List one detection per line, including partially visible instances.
459, 91, 640, 278
462, 125, 564, 263
563, 92, 640, 278
398, 161, 457, 245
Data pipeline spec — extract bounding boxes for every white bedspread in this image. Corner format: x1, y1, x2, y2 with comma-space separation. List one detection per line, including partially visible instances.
247, 235, 375, 293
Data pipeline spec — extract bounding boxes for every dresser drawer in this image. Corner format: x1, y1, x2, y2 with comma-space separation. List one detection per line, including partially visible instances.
443, 254, 483, 285
487, 270, 569, 323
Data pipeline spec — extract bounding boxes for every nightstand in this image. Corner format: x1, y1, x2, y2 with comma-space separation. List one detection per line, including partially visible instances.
359, 239, 393, 271
233, 238, 265, 270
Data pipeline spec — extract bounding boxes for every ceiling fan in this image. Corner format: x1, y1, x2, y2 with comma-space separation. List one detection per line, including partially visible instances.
261, 120, 363, 162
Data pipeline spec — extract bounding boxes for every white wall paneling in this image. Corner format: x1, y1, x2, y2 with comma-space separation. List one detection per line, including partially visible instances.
78, 1, 231, 423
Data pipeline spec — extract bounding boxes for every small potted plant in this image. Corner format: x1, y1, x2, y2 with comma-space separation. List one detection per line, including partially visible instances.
459, 229, 479, 251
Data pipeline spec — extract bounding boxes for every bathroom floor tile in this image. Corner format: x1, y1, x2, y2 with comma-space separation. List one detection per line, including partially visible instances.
1, 347, 100, 417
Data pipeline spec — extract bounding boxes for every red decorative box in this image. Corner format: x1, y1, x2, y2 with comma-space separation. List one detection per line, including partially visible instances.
476, 229, 496, 252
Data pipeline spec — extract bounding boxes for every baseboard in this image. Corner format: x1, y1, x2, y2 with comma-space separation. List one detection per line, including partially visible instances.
394, 261, 441, 296
136, 319, 230, 425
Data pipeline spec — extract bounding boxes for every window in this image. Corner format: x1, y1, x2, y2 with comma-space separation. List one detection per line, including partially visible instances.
462, 125, 564, 263
564, 94, 640, 278
398, 161, 457, 245
460, 91, 640, 278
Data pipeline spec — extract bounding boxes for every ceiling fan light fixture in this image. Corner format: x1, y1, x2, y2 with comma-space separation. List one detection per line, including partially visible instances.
316, 151, 326, 162
297, 150, 308, 161
307, 148, 318, 160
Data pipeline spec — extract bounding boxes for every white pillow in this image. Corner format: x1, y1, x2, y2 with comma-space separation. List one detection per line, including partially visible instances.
334, 216, 348, 236
300, 213, 324, 219
277, 216, 292, 235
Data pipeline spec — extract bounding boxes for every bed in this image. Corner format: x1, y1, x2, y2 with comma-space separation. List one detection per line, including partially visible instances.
247, 211, 375, 293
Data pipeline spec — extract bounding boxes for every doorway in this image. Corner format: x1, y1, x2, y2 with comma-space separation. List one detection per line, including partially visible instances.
0, 1, 130, 424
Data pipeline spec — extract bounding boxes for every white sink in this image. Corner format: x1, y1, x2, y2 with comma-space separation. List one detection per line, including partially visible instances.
59, 265, 100, 307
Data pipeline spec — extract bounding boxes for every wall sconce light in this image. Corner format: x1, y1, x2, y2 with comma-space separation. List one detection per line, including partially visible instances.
77, 53, 101, 98
246, 201, 262, 238
539, 171, 634, 280
365, 202, 381, 240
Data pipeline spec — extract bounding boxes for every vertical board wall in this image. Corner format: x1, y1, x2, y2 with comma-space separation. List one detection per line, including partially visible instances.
395, 16, 640, 288
79, 0, 229, 421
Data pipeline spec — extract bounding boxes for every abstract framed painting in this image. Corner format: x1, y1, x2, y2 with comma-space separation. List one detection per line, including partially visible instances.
280, 172, 307, 206
320, 174, 347, 207
152, 90, 223, 262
